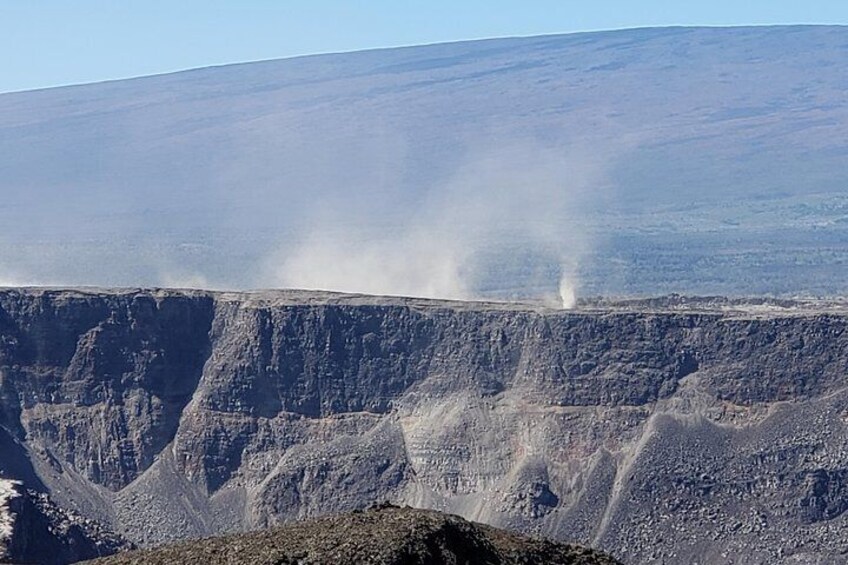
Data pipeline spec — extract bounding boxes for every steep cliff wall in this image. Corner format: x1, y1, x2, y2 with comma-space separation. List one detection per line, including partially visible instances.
0, 478, 130, 564
0, 288, 847, 564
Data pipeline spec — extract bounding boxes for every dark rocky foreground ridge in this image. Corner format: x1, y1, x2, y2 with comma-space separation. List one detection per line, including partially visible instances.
1, 288, 848, 563
86, 505, 620, 564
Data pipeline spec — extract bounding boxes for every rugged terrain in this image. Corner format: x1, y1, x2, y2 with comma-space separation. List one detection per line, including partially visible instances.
87, 505, 619, 564
2, 26, 848, 296
1, 288, 848, 563
0, 478, 130, 563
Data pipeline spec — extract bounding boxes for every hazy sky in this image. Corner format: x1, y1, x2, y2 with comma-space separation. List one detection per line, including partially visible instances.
3, 0, 848, 93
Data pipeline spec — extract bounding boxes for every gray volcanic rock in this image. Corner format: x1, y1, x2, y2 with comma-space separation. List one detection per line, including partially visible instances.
0, 289, 214, 490
86, 505, 620, 565
0, 478, 131, 564
0, 288, 848, 563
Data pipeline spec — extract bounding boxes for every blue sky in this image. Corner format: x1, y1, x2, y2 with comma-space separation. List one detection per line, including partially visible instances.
2, 0, 848, 93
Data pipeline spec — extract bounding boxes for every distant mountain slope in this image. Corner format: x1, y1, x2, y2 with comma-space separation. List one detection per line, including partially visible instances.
1, 26, 846, 296
86, 505, 620, 565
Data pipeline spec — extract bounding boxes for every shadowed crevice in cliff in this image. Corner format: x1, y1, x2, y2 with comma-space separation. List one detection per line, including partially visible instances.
0, 427, 46, 491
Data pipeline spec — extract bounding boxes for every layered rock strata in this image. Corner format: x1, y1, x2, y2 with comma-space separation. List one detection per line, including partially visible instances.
0, 288, 846, 564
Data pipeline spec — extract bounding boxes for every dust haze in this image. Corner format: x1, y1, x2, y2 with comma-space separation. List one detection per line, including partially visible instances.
0, 131, 612, 307
271, 142, 608, 308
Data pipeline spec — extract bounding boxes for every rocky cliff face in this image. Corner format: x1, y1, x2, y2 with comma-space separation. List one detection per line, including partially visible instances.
0, 288, 847, 563
0, 478, 130, 563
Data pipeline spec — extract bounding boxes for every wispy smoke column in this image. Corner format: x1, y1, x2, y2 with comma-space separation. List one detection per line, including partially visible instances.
273, 142, 607, 307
